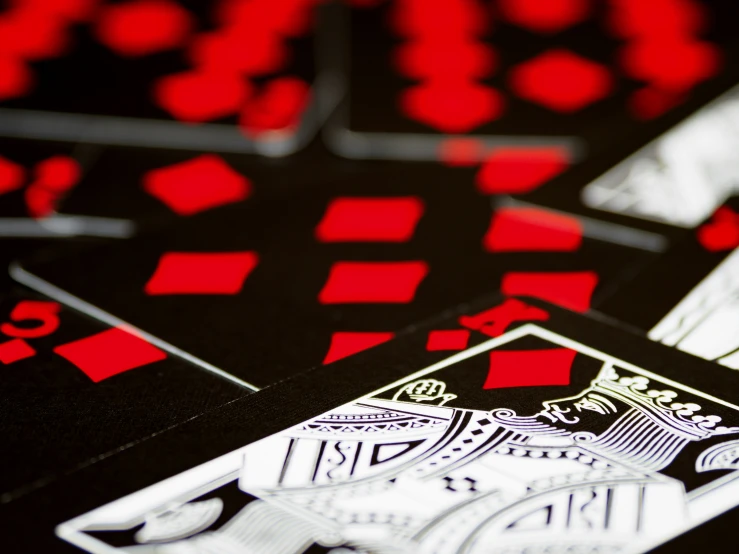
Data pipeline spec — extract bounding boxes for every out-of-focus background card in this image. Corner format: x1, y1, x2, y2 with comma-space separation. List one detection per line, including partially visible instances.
322, 0, 739, 163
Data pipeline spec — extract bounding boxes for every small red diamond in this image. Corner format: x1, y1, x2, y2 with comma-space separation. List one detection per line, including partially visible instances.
509, 49, 613, 112
315, 197, 424, 243
0, 156, 25, 195
400, 80, 504, 133
483, 207, 582, 252
0, 338, 35, 364
426, 330, 470, 351
501, 271, 598, 313
476, 147, 569, 194
0, 56, 33, 101
318, 261, 429, 304
498, 0, 590, 34
95, 0, 193, 57
483, 348, 576, 389
54, 327, 166, 382
153, 69, 251, 123
323, 331, 394, 364
144, 251, 259, 295
143, 155, 251, 216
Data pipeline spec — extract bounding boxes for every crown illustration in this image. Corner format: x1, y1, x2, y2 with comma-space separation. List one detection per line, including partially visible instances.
590, 365, 739, 440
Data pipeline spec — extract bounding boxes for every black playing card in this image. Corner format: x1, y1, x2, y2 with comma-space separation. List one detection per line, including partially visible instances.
0, 0, 326, 155
13, 160, 656, 389
322, 0, 739, 163
0, 287, 246, 505
597, 196, 739, 369
6, 295, 739, 552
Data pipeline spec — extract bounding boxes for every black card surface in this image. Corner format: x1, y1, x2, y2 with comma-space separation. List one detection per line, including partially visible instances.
14, 162, 655, 389
6, 295, 739, 552
0, 287, 246, 504
598, 197, 739, 369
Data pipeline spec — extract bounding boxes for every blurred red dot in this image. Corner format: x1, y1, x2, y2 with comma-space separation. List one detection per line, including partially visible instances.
394, 39, 497, 80
154, 70, 252, 123
217, 0, 315, 37
390, 0, 488, 38
628, 86, 686, 120
189, 30, 288, 76
438, 138, 486, 166
400, 80, 504, 133
34, 156, 80, 192
95, 0, 193, 57
498, 0, 590, 34
240, 77, 310, 136
620, 38, 721, 91
0, 156, 25, 195
608, 0, 706, 39
0, 9, 70, 60
509, 49, 612, 112
9, 0, 99, 22
0, 56, 33, 101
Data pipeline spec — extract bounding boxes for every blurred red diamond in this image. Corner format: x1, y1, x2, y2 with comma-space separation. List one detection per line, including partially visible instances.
484, 207, 582, 252
400, 80, 504, 133
0, 156, 25, 195
509, 49, 612, 112
153, 69, 251, 123
498, 0, 590, 34
143, 155, 251, 216
426, 330, 470, 351
0, 338, 35, 364
476, 147, 570, 194
501, 271, 598, 313
95, 0, 193, 57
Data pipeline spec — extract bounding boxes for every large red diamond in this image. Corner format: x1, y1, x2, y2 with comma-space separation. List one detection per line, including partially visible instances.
323, 331, 394, 364
144, 251, 259, 295
143, 155, 251, 216
315, 197, 424, 243
498, 0, 590, 34
318, 261, 429, 304
484, 348, 576, 389
476, 147, 570, 194
95, 0, 193, 57
501, 271, 598, 313
483, 207, 582, 252
54, 327, 166, 382
509, 50, 613, 112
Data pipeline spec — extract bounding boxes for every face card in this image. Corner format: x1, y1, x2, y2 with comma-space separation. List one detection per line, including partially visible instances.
323, 0, 739, 162
14, 162, 655, 389
6, 296, 739, 553
515, 79, 739, 245
0, 0, 325, 155
597, 197, 739, 370
0, 287, 246, 504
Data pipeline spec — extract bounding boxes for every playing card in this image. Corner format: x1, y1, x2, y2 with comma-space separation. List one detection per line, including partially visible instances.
13, 162, 656, 389
0, 287, 246, 504
6, 295, 739, 552
597, 197, 739, 370
514, 76, 739, 245
323, 0, 739, 162
0, 0, 328, 155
